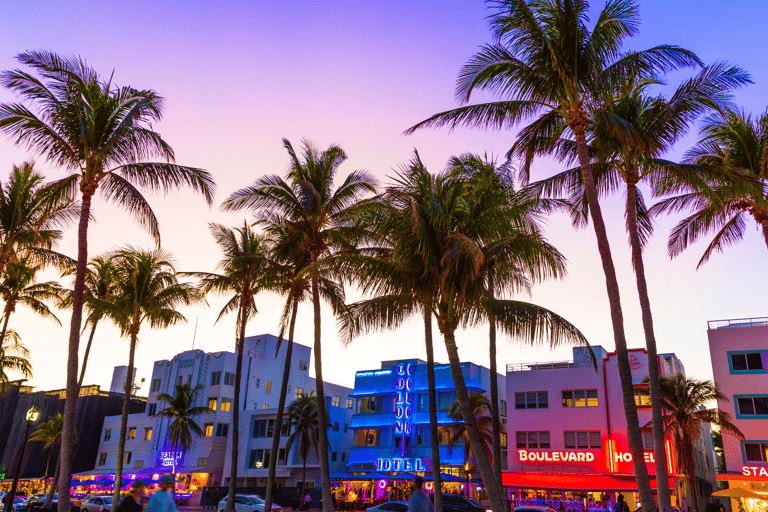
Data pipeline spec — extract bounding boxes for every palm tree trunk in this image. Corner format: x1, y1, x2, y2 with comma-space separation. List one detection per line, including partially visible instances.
424, 308, 442, 512
311, 274, 333, 512
43, 449, 52, 492
45, 456, 60, 509
111, 331, 138, 512
762, 221, 768, 250
265, 298, 299, 512
464, 442, 470, 498
60, 190, 94, 512
441, 327, 504, 512
77, 320, 99, 391
572, 127, 654, 509
626, 183, 673, 512
0, 306, 12, 349
226, 296, 248, 512
682, 432, 699, 512
487, 274, 503, 493
303, 457, 307, 500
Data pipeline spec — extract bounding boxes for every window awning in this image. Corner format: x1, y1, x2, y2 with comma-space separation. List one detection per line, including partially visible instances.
502, 472, 675, 491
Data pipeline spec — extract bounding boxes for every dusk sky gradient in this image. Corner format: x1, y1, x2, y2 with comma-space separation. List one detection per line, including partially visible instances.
1, 0, 767, 395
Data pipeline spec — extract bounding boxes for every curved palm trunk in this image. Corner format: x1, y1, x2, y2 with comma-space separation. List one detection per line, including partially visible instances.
302, 456, 307, 499
424, 308, 442, 512
226, 297, 249, 512
626, 184, 672, 512
77, 321, 99, 391
762, 221, 768, 250
0, 306, 12, 349
572, 129, 654, 509
680, 430, 699, 512
441, 327, 504, 512
311, 275, 333, 512
464, 441, 470, 498
487, 276, 503, 493
265, 299, 299, 512
111, 331, 138, 512
45, 456, 60, 508
43, 449, 52, 492
60, 191, 94, 512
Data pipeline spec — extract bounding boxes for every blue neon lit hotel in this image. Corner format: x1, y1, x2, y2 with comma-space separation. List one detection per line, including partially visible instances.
348, 359, 506, 477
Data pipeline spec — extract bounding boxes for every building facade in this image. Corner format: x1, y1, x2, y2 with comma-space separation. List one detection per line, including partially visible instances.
708, 318, 768, 508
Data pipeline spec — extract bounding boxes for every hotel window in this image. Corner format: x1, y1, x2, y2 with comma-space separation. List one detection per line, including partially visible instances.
299, 360, 308, 371
147, 403, 157, 416
151, 379, 162, 392
133, 460, 144, 469
216, 423, 229, 437
210, 372, 221, 386
562, 389, 598, 408
354, 428, 380, 446
634, 390, 651, 406
224, 372, 236, 386
253, 419, 267, 438
98, 453, 107, 466
281, 420, 290, 437
143, 427, 152, 441
197, 457, 209, 467
333, 422, 339, 432
737, 396, 768, 416
220, 398, 232, 412
417, 393, 428, 412
248, 449, 271, 468
128, 427, 136, 440
263, 404, 269, 409
357, 396, 384, 414
564, 430, 601, 449
208, 397, 218, 411
342, 453, 346, 462
744, 442, 768, 462
500, 400, 507, 417
278, 448, 288, 465
295, 387, 304, 399
104, 429, 112, 441
255, 378, 260, 388
204, 423, 214, 437
346, 397, 354, 409
516, 431, 550, 449
438, 391, 457, 411
416, 425, 429, 445
437, 426, 453, 445
730, 352, 766, 372
331, 452, 337, 462
501, 432, 508, 449
344, 423, 349, 433
515, 391, 548, 409
123, 451, 132, 464
332, 395, 341, 407
265, 381, 272, 394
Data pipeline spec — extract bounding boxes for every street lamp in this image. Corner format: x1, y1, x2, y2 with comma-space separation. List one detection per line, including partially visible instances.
3, 407, 40, 512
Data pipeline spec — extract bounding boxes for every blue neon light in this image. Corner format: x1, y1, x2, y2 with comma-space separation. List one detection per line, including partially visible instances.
375, 457, 426, 472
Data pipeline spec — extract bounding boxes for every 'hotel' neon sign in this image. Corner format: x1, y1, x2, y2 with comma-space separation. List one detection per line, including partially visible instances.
375, 457, 426, 472
519, 449, 596, 462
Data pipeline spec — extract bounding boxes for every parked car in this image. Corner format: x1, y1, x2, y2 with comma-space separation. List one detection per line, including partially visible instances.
218, 494, 282, 512
72, 494, 91, 509
79, 496, 112, 512
26, 493, 57, 511
366, 501, 409, 512
431, 494, 490, 512
13, 497, 28, 512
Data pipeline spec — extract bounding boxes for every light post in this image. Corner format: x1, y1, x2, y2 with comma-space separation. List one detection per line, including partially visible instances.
4, 407, 40, 512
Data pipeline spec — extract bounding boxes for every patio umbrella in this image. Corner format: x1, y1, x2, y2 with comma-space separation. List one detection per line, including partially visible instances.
330, 473, 355, 481
712, 488, 765, 500
435, 473, 465, 483
391, 473, 419, 481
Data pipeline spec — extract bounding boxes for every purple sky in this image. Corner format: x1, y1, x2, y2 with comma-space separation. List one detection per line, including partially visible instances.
1, 1, 767, 394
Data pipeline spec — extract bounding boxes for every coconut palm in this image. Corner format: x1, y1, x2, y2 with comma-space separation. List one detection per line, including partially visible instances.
188, 222, 274, 512
404, 1, 702, 507
447, 393, 495, 495
284, 393, 322, 495
644, 374, 743, 512
29, 413, 64, 492
97, 247, 203, 511
526, 64, 749, 509
0, 334, 32, 389
0, 254, 64, 348
651, 108, 768, 266
0, 51, 215, 511
222, 138, 375, 512
155, 383, 214, 472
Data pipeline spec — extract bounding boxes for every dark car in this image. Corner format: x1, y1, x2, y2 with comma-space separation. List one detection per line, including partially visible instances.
431, 494, 490, 512
26, 494, 56, 512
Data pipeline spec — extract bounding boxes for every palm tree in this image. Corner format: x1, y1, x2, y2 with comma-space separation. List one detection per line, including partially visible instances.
98, 247, 203, 511
526, 65, 749, 510
646, 374, 743, 512
0, 334, 32, 389
29, 414, 64, 492
651, 108, 768, 265
155, 383, 214, 473
447, 393, 495, 497
284, 393, 322, 496
0, 51, 215, 512
222, 138, 375, 512
0, 161, 78, 280
404, 2, 701, 507
188, 222, 273, 512
0, 254, 64, 348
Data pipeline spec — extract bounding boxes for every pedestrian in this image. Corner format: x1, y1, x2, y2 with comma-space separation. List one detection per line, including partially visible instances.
407, 477, 433, 512
145, 476, 177, 512
117, 481, 146, 512
304, 491, 312, 511
613, 495, 629, 512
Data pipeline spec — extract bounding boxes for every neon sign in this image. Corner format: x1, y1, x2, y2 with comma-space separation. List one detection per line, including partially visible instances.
393, 362, 414, 456
743, 466, 768, 478
629, 355, 642, 369
159, 450, 183, 468
518, 450, 596, 462
375, 457, 426, 472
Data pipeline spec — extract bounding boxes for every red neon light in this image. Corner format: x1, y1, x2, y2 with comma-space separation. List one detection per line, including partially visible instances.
665, 438, 675, 475
743, 466, 768, 478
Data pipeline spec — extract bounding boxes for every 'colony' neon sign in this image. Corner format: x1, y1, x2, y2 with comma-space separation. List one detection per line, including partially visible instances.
375, 457, 426, 472
393, 362, 414, 456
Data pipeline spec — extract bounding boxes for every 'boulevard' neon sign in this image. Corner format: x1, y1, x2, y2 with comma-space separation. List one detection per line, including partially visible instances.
375, 457, 426, 472
519, 450, 596, 462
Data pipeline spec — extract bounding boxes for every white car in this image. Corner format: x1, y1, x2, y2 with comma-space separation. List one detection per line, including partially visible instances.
218, 494, 282, 512
80, 496, 113, 512
367, 501, 410, 512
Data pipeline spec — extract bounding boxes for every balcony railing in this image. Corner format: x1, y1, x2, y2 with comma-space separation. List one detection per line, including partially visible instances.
707, 317, 768, 330
506, 360, 589, 372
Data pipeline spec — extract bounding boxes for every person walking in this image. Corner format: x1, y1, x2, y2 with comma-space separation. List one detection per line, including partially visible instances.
116, 481, 145, 512
145, 476, 177, 512
407, 478, 432, 512
613, 495, 629, 512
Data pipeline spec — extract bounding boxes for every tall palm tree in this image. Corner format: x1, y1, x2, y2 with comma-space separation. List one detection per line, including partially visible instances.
447, 393, 495, 497
405, 2, 701, 507
0, 51, 215, 512
0, 254, 64, 348
0, 334, 32, 389
651, 108, 768, 265
647, 374, 743, 512
284, 393, 322, 496
30, 413, 64, 492
98, 247, 203, 511
0, 161, 78, 280
223, 138, 375, 512
188, 222, 273, 512
526, 64, 749, 510
155, 383, 214, 473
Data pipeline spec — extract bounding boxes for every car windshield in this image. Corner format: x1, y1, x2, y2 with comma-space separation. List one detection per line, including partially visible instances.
464, 498, 481, 507
251, 498, 265, 504
103, 498, 112, 504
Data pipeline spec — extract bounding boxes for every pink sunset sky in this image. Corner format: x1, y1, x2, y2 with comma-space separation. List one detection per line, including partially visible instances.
1, 0, 767, 394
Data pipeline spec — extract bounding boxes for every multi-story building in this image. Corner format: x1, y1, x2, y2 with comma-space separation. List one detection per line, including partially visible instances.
708, 318, 768, 506
503, 345, 717, 511
88, 334, 353, 492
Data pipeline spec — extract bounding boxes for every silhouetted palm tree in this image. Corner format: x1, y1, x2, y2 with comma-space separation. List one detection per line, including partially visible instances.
447, 393, 496, 496
155, 383, 214, 473
30, 414, 64, 492
284, 393, 322, 495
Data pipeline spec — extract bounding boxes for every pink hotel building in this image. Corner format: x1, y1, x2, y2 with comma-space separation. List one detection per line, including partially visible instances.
708, 318, 768, 504
504, 345, 718, 510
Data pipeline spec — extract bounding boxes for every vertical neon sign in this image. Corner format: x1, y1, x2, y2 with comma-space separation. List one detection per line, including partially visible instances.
393, 362, 414, 457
